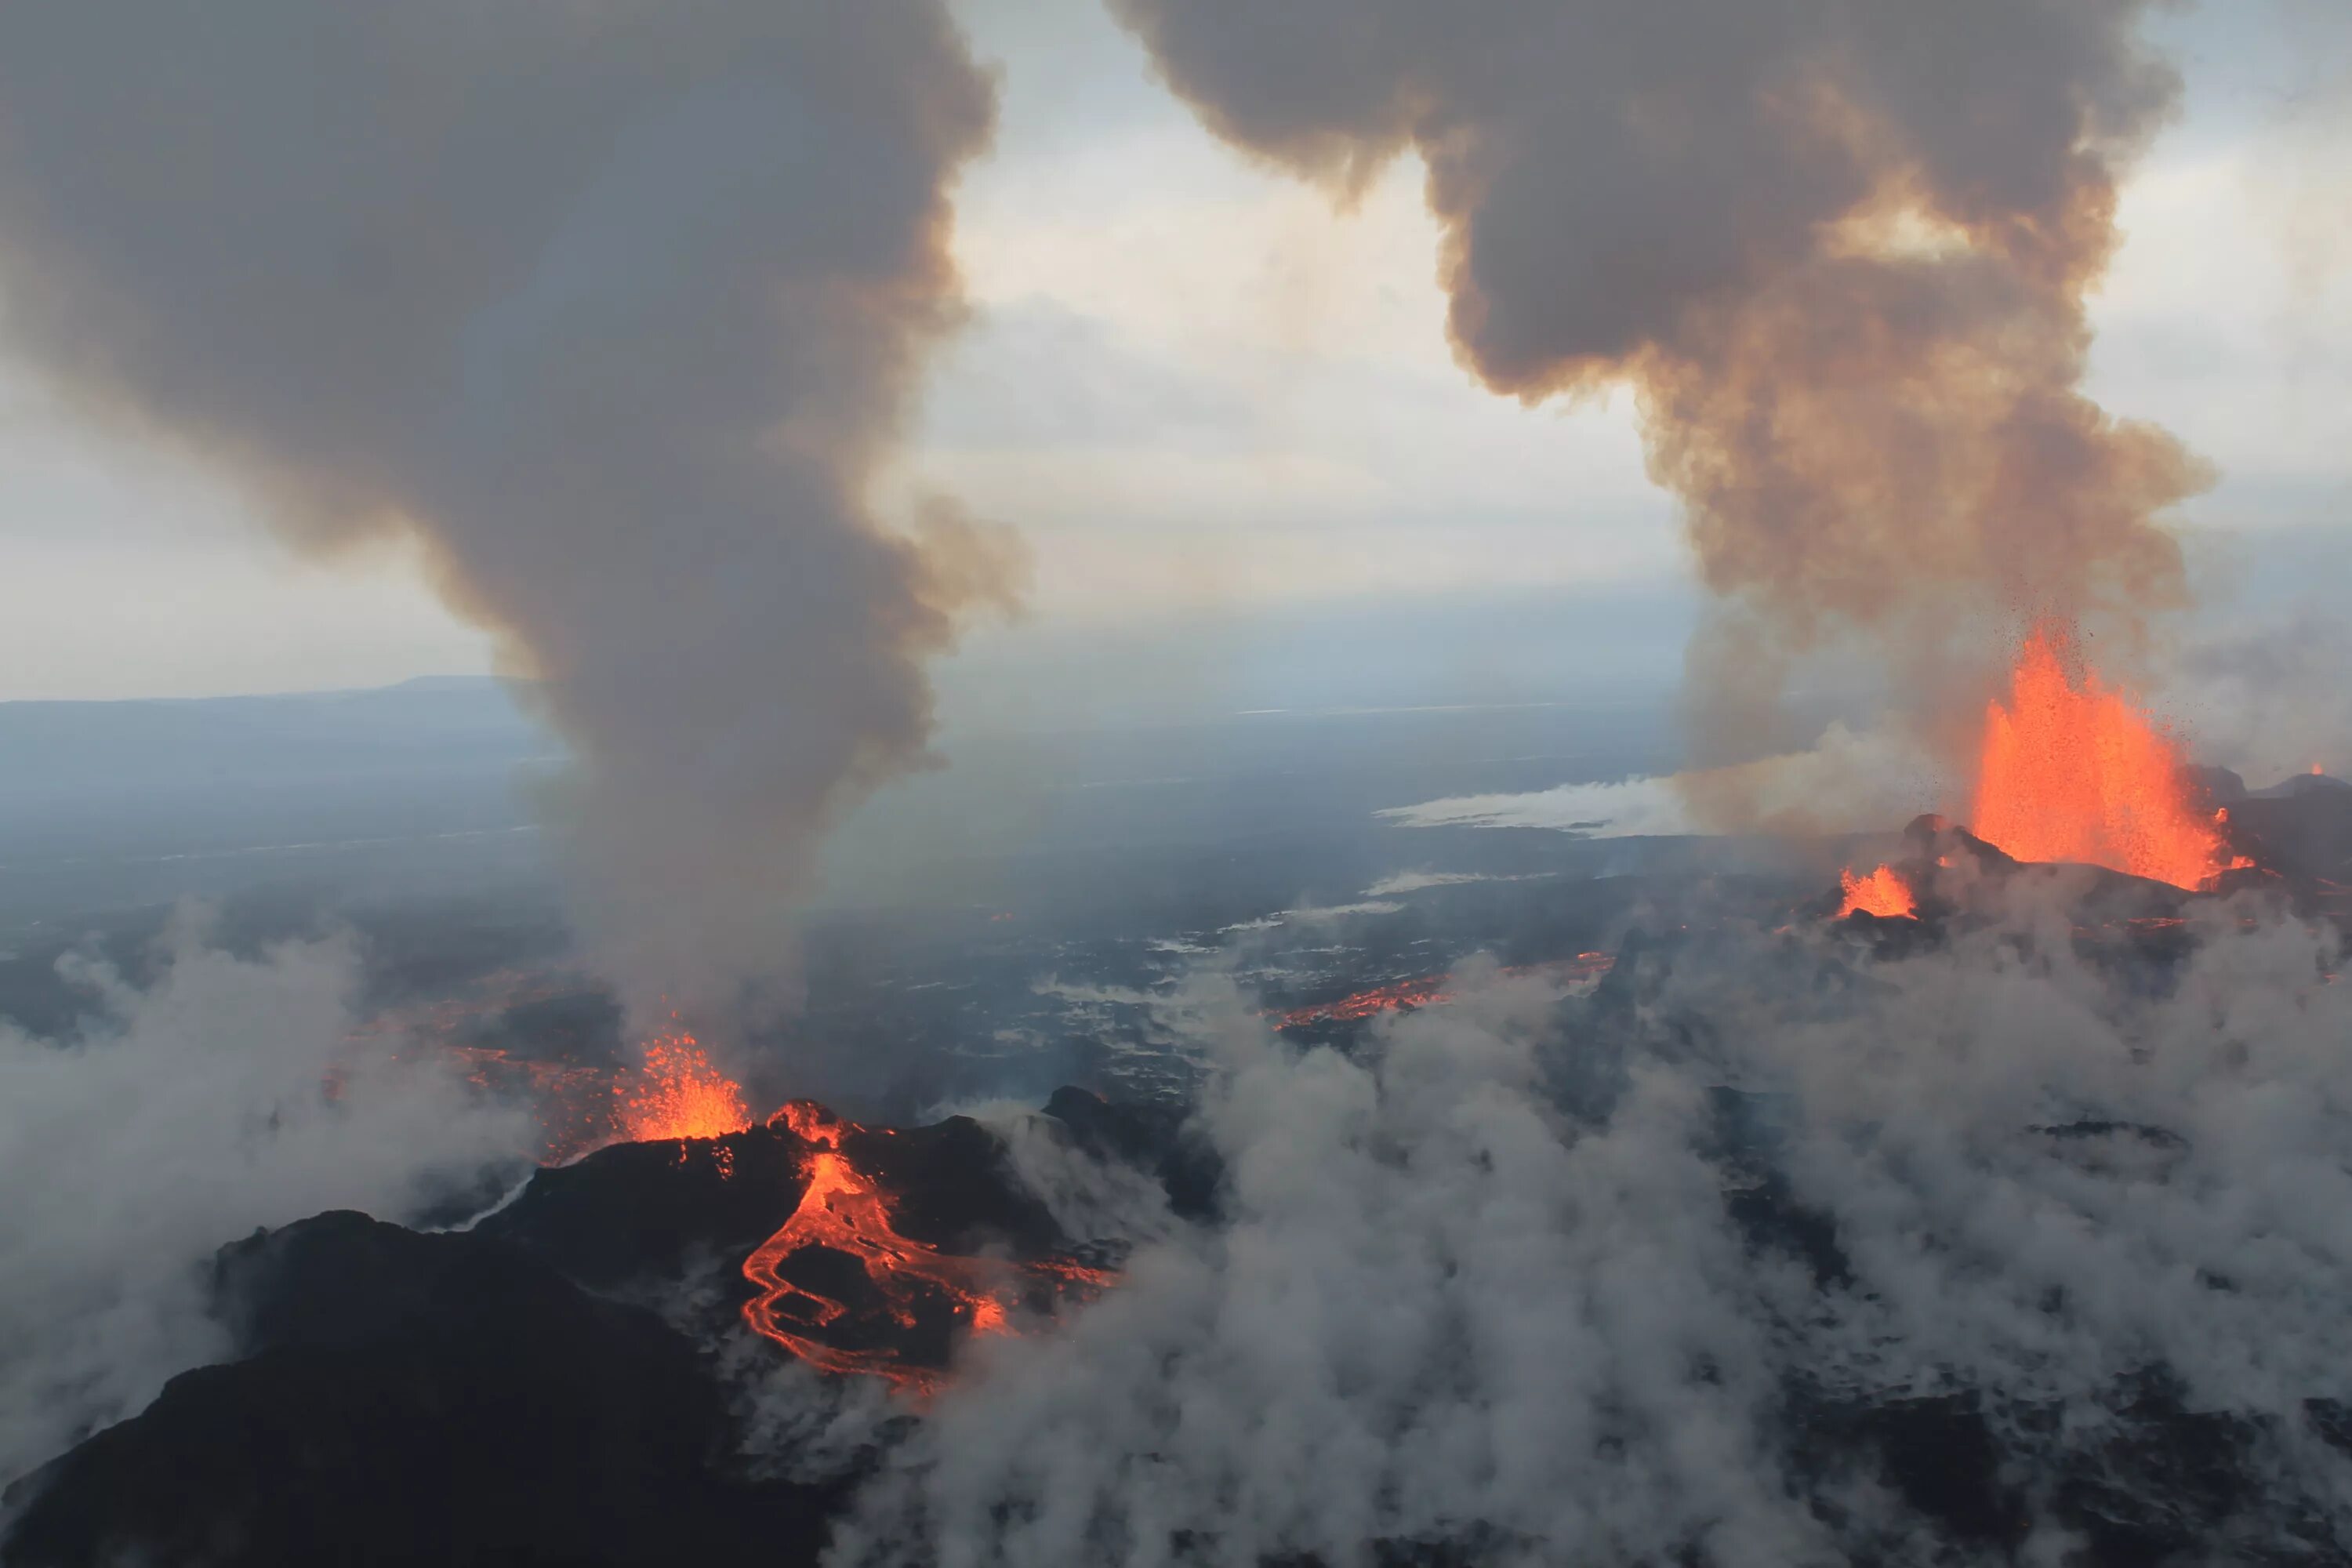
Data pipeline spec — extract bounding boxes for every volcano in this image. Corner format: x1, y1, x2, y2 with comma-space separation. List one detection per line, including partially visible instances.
1825, 626, 2347, 931
0, 1088, 1181, 1568
19, 1000, 2352, 1566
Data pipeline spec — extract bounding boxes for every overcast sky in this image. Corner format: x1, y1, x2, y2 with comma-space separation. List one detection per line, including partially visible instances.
0, 0, 2342, 706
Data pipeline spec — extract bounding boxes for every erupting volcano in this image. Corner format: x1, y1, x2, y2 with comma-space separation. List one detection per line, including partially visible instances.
1971, 624, 2241, 889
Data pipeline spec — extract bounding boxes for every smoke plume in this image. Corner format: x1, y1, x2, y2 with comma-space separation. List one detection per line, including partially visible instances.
1111, 0, 2209, 777
0, 3, 1011, 1024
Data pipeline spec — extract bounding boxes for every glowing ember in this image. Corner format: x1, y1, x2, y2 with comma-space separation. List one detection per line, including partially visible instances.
615, 1034, 751, 1143
1838, 864, 1917, 919
740, 1102, 1110, 1394
1971, 623, 2238, 889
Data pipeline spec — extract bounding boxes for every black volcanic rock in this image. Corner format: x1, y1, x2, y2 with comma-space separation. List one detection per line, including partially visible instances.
480, 1110, 1081, 1292
1901, 811, 2019, 872
1815, 813, 2212, 961
2187, 764, 2250, 804
848, 1113, 1066, 1256
2250, 771, 2352, 803
477, 1120, 810, 1287
2, 1213, 840, 1568
2224, 775, 2352, 916
1788, 1389, 2027, 1553
1044, 1085, 1222, 1221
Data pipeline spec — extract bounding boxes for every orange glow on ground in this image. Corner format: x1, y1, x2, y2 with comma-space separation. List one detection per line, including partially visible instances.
1838, 864, 1917, 918
740, 1102, 1111, 1395
1272, 953, 1613, 1031
1971, 624, 2238, 889
1277, 975, 1454, 1027
615, 1034, 751, 1143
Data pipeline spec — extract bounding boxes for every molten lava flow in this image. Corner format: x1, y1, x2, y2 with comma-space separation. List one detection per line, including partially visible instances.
1972, 624, 2237, 889
1276, 975, 1454, 1029
741, 1102, 1112, 1395
1838, 864, 1917, 918
616, 1034, 751, 1142
1273, 953, 1614, 1031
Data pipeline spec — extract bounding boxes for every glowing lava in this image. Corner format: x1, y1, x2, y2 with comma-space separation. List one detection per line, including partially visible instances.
1273, 953, 1614, 1031
616, 1034, 750, 1142
1838, 864, 1917, 919
740, 1102, 1110, 1394
1276, 975, 1454, 1028
1971, 624, 2238, 889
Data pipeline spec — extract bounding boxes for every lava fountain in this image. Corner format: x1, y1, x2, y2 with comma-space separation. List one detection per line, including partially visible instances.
615, 1034, 751, 1143
1970, 624, 2240, 888
1838, 865, 1917, 919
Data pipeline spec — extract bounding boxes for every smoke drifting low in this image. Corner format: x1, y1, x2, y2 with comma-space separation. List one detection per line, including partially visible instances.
0, 919, 528, 1489
0, 3, 1011, 1024
1112, 0, 2208, 774
834, 890, 2352, 1565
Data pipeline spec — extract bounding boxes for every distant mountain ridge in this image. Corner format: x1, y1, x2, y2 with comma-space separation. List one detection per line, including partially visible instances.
0, 677, 557, 809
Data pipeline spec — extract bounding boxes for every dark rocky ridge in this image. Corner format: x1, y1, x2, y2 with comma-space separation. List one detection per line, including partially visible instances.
2, 1213, 845, 1568
3, 1090, 1179, 1568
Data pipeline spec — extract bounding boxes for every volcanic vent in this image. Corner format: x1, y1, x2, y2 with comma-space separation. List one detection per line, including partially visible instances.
1827, 622, 2325, 928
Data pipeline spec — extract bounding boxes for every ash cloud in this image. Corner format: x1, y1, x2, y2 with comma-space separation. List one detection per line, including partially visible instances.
833, 891, 2352, 1565
2168, 604, 2352, 780
0, 3, 1012, 1028
0, 916, 528, 1490
1110, 0, 2209, 789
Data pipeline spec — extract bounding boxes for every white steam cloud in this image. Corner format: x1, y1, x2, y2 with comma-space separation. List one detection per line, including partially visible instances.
833, 884, 2352, 1564
0, 916, 528, 1489
1384, 723, 1942, 839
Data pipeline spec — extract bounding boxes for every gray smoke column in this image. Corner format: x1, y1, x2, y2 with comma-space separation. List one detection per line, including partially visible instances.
1111, 0, 2208, 777
0, 4, 1011, 1022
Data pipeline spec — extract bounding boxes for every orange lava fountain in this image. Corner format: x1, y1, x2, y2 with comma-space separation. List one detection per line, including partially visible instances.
1971, 624, 2237, 889
1838, 864, 1916, 918
741, 1103, 1111, 1394
615, 1034, 751, 1142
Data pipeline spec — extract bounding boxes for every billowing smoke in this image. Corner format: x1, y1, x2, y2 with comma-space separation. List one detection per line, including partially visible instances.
834, 888, 2352, 1565
0, 917, 528, 1487
0, 3, 1011, 1024
1110, 0, 2208, 780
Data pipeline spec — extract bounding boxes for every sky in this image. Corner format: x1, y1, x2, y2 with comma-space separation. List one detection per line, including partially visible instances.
0, 0, 2342, 709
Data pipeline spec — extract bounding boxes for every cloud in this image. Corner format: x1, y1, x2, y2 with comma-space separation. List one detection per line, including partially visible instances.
1360, 870, 1548, 896
0, 914, 529, 1487
2165, 601, 2352, 782
1380, 775, 1694, 837
832, 886, 2352, 1563
1384, 723, 1947, 840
